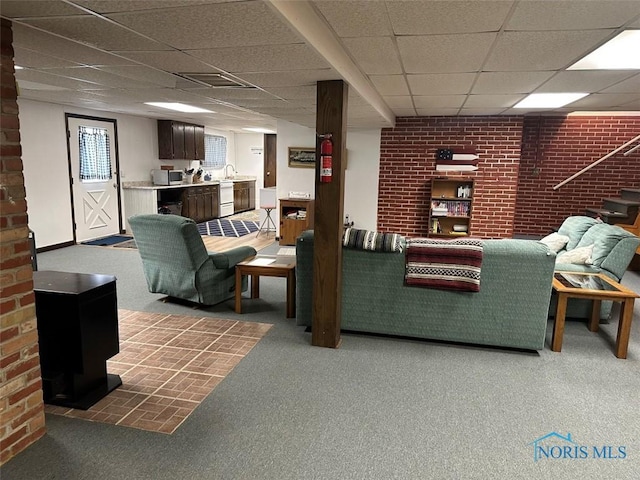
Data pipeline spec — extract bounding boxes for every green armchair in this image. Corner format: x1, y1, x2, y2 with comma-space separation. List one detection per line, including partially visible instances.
128, 214, 256, 306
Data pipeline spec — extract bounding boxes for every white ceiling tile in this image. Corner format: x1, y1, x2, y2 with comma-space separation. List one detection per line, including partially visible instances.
42, 66, 161, 89
384, 96, 414, 109
397, 34, 496, 73
188, 44, 329, 73
238, 69, 339, 88
600, 74, 640, 94
415, 108, 461, 116
187, 87, 281, 102
369, 75, 410, 96
343, 37, 403, 74
484, 30, 613, 71
12, 24, 136, 66
107, 1, 300, 49
407, 73, 476, 95
13, 47, 82, 69
113, 51, 218, 73
472, 71, 554, 94
459, 108, 510, 115
0, 0, 84, 17
535, 71, 638, 94
96, 66, 178, 88
20, 16, 172, 51
263, 86, 317, 101
506, 1, 640, 30
391, 107, 417, 116
75, 1, 228, 13
463, 94, 525, 108
568, 93, 640, 109
387, 0, 514, 35
413, 96, 466, 108
313, 1, 392, 37
15, 69, 107, 90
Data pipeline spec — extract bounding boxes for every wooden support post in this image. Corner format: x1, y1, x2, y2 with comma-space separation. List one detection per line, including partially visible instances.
311, 80, 348, 348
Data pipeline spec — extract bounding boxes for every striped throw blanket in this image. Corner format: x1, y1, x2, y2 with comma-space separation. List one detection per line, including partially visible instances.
343, 228, 403, 253
405, 238, 483, 292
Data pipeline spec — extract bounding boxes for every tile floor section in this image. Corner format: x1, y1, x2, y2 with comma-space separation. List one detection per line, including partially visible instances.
44, 309, 272, 434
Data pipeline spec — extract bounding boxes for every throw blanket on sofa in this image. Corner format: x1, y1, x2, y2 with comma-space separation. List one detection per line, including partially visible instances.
343, 228, 403, 253
405, 238, 483, 292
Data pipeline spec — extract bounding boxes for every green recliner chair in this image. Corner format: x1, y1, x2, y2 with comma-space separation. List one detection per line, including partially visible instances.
128, 214, 256, 306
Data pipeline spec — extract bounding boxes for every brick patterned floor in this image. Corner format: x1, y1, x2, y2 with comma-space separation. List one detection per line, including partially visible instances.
44, 309, 272, 435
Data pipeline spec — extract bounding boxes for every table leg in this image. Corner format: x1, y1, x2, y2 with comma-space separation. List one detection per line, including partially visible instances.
552, 293, 568, 352
234, 267, 242, 314
286, 269, 296, 318
251, 275, 260, 299
588, 299, 601, 332
615, 298, 635, 359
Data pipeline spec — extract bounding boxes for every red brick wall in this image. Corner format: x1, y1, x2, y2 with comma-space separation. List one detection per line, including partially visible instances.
378, 116, 524, 238
515, 115, 640, 235
0, 18, 46, 465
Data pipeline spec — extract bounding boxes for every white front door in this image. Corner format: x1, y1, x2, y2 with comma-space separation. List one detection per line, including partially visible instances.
67, 116, 121, 242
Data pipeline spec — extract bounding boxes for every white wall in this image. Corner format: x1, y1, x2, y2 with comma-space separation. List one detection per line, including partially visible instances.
234, 132, 264, 207
275, 120, 380, 233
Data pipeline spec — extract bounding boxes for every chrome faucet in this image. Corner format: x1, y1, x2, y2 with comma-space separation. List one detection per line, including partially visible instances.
224, 164, 236, 179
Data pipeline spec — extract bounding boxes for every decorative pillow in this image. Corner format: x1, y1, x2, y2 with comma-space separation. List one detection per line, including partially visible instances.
539, 232, 570, 253
342, 228, 403, 253
556, 244, 594, 265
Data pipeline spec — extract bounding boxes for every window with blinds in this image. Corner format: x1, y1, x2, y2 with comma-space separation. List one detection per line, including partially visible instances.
202, 134, 227, 169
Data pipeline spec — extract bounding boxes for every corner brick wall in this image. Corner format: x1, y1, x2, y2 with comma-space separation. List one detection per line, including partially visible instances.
379, 116, 524, 238
0, 18, 46, 465
515, 115, 640, 235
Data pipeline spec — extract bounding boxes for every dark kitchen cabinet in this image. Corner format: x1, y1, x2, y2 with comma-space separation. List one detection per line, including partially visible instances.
181, 185, 219, 223
233, 180, 255, 213
158, 120, 205, 160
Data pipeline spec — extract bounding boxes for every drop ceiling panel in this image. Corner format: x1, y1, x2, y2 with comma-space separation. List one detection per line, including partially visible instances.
568, 93, 640, 109
387, 0, 514, 35
537, 71, 638, 93
20, 16, 173, 52
383, 96, 414, 109
263, 86, 317, 101
459, 108, 509, 115
112, 50, 221, 74
369, 75, 410, 96
13, 47, 82, 69
188, 44, 330, 73
415, 108, 460, 116
11, 24, 136, 66
106, 1, 301, 49
238, 69, 339, 88
484, 30, 613, 71
313, 1, 392, 37
42, 66, 163, 89
506, 1, 640, 30
413, 96, 466, 108
397, 34, 497, 73
471, 71, 555, 94
187, 88, 281, 102
96, 66, 178, 88
74, 0, 229, 13
15, 69, 108, 91
0, 0, 84, 17
342, 37, 403, 74
407, 73, 476, 95
463, 94, 525, 108
600, 74, 640, 94
392, 108, 418, 116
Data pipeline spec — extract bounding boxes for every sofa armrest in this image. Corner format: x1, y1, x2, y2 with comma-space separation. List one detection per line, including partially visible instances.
209, 246, 256, 269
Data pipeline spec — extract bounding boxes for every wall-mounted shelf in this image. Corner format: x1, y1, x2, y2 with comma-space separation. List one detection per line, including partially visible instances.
428, 178, 474, 237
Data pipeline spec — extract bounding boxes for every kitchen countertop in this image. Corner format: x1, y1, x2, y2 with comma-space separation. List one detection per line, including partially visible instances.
123, 176, 256, 190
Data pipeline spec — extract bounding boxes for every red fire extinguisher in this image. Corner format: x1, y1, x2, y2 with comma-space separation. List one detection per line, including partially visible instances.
320, 133, 333, 183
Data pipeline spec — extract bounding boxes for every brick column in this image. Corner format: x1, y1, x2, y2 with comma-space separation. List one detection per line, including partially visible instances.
0, 18, 46, 465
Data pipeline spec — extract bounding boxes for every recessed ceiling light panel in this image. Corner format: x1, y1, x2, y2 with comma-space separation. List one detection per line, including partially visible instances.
513, 93, 589, 109
144, 102, 214, 113
568, 30, 640, 70
243, 127, 276, 134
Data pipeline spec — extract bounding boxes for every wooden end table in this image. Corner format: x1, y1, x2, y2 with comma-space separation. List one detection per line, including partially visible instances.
235, 255, 296, 318
551, 271, 639, 359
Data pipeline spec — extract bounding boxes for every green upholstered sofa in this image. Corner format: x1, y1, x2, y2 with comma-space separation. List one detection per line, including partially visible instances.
549, 215, 640, 320
296, 230, 557, 351
129, 214, 256, 306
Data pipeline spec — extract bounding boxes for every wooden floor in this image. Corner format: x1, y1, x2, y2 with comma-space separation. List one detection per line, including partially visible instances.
201, 232, 276, 252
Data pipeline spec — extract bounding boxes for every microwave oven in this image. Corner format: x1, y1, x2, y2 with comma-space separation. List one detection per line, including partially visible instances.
152, 169, 183, 186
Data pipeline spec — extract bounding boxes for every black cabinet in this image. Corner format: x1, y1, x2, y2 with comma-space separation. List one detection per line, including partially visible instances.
181, 185, 219, 222
33, 271, 122, 410
158, 120, 205, 160
233, 180, 256, 213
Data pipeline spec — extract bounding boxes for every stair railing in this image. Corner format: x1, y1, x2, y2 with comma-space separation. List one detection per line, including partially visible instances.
552, 133, 640, 190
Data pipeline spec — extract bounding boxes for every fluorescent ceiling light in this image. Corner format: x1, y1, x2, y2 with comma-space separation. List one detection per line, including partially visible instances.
568, 30, 640, 70
144, 102, 213, 113
243, 127, 276, 134
14, 65, 24, 70
513, 93, 589, 109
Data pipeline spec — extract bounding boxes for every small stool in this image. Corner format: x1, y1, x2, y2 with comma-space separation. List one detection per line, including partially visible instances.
257, 206, 276, 237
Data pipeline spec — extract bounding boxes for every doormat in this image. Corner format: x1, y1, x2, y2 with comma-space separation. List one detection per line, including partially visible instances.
44, 309, 273, 435
81, 235, 133, 246
197, 219, 260, 237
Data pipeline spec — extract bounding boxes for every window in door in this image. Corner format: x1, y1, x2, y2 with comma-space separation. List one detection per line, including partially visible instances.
78, 125, 112, 182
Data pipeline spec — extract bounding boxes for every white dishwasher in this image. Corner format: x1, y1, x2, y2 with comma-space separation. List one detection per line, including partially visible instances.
219, 180, 234, 217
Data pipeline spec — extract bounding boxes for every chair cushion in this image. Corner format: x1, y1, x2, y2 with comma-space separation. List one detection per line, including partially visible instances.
576, 223, 636, 268
557, 216, 599, 251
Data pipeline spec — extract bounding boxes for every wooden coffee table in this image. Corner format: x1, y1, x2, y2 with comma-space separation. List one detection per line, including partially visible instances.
235, 255, 296, 318
551, 271, 639, 359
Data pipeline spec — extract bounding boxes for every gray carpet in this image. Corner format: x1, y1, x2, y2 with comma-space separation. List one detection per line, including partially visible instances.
4, 243, 640, 479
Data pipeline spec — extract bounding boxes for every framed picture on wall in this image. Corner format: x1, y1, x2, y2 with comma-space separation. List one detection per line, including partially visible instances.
288, 147, 316, 168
